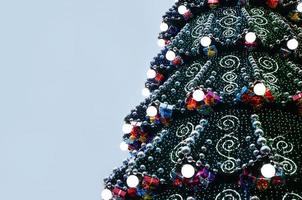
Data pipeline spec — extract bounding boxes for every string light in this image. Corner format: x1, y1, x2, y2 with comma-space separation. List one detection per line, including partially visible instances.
245, 32, 257, 43
160, 22, 168, 32
146, 106, 158, 117
147, 69, 156, 79
165, 50, 176, 61
253, 83, 266, 96
287, 38, 299, 50
181, 164, 195, 178
178, 5, 188, 15
122, 123, 133, 134
101, 189, 113, 200
297, 2, 302, 12
200, 36, 212, 47
142, 88, 151, 97
120, 141, 128, 151
193, 89, 205, 101
126, 175, 139, 188
261, 164, 276, 178
157, 39, 166, 47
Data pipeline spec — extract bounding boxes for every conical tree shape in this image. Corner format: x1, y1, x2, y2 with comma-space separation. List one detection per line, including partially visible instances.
102, 0, 302, 199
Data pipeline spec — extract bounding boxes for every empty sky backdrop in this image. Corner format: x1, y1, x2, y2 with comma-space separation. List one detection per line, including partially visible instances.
0, 1, 174, 199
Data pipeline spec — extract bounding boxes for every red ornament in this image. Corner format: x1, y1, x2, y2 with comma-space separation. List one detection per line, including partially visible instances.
265, 90, 274, 102
112, 187, 127, 199
256, 178, 269, 191
183, 11, 193, 20
186, 96, 199, 110
172, 56, 183, 66
143, 175, 160, 187
154, 73, 165, 83
208, 0, 219, 8
250, 96, 263, 107
267, 0, 279, 8
127, 188, 137, 198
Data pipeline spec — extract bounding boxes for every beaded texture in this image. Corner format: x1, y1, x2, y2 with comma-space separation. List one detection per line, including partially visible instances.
102, 0, 302, 200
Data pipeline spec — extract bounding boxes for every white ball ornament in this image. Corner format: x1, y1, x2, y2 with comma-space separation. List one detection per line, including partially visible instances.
287, 38, 299, 50
142, 88, 151, 97
261, 163, 276, 178
146, 106, 158, 117
157, 39, 166, 47
126, 175, 139, 188
147, 69, 156, 79
181, 164, 195, 178
166, 50, 176, 61
253, 83, 266, 96
160, 22, 168, 32
245, 32, 257, 43
178, 5, 188, 15
120, 141, 128, 151
101, 189, 113, 200
192, 89, 205, 101
122, 123, 133, 134
297, 2, 302, 12
200, 36, 212, 47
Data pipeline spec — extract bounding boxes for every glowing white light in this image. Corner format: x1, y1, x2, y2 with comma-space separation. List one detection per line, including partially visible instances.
120, 141, 128, 151
122, 123, 133, 134
297, 2, 302, 12
147, 69, 156, 79
146, 106, 158, 117
245, 32, 257, 43
165, 50, 176, 61
126, 175, 139, 188
178, 5, 188, 15
160, 22, 168, 32
181, 164, 195, 178
253, 83, 266, 96
192, 89, 205, 101
287, 38, 299, 50
157, 39, 166, 47
101, 189, 113, 200
142, 88, 151, 97
200, 36, 212, 47
261, 164, 276, 178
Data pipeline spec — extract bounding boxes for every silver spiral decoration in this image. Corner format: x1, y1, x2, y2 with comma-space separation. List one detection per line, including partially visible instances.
191, 16, 207, 38
171, 122, 195, 163
276, 154, 297, 175
167, 194, 184, 200
219, 55, 240, 69
258, 56, 279, 92
186, 63, 202, 77
170, 142, 185, 163
218, 9, 238, 39
250, 8, 265, 16
215, 189, 242, 200
223, 8, 237, 15
176, 122, 194, 137
252, 16, 268, 25
282, 193, 302, 200
217, 115, 240, 132
223, 28, 236, 38
219, 15, 238, 28
216, 115, 240, 174
249, 8, 269, 41
185, 81, 196, 93
216, 135, 240, 174
219, 55, 240, 94
191, 15, 207, 48
272, 136, 294, 154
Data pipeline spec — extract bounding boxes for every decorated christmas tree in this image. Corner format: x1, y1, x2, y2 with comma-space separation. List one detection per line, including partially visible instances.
102, 0, 302, 199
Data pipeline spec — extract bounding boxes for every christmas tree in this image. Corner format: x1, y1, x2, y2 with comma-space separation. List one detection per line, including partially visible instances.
102, 0, 302, 199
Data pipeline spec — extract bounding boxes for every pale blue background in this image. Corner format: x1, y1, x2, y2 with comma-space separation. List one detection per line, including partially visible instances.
0, 1, 174, 200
